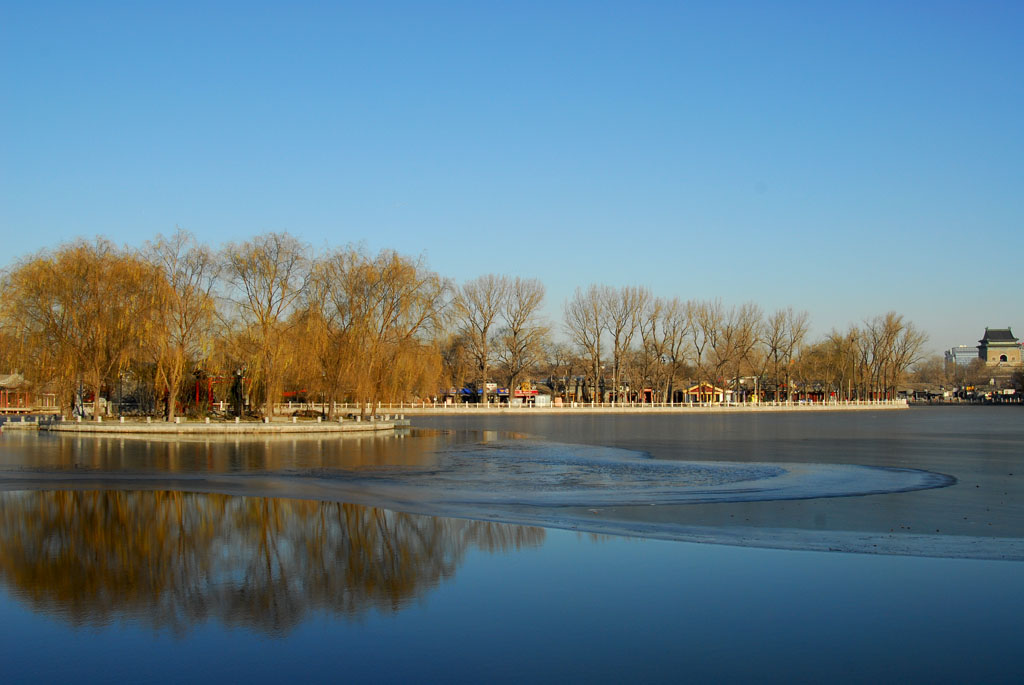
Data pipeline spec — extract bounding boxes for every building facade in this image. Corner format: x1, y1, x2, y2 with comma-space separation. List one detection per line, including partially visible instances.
945, 345, 978, 366
978, 328, 1022, 366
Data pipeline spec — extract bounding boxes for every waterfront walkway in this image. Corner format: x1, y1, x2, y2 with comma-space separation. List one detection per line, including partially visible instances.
278, 399, 909, 416
1, 401, 909, 430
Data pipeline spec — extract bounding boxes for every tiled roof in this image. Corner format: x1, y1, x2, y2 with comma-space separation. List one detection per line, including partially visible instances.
980, 328, 1018, 344
0, 374, 26, 389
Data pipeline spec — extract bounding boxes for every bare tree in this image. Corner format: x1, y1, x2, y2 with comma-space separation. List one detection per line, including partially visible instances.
762, 309, 787, 402
563, 285, 605, 402
909, 355, 951, 385
660, 297, 692, 402
544, 343, 582, 401
809, 316, 924, 402
495, 277, 549, 395
816, 329, 858, 401
782, 309, 810, 402
602, 286, 650, 403
637, 298, 666, 401
714, 302, 762, 402
454, 275, 509, 404
889, 318, 928, 397
861, 312, 923, 399
764, 308, 810, 402
689, 299, 723, 398
639, 296, 691, 402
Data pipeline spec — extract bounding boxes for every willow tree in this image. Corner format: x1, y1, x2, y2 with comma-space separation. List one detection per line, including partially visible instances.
352, 251, 447, 414
222, 233, 311, 419
304, 247, 385, 415
1, 250, 78, 414
309, 248, 448, 417
305, 249, 365, 416
0, 302, 35, 383
147, 229, 219, 421
439, 333, 473, 400
1, 239, 162, 418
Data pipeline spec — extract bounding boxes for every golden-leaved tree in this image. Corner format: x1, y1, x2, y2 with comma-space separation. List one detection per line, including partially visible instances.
147, 229, 219, 421
1, 239, 162, 417
307, 248, 448, 417
222, 233, 311, 419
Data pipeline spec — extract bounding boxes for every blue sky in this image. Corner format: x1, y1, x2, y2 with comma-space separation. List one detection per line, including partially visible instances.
2, 1, 1021, 351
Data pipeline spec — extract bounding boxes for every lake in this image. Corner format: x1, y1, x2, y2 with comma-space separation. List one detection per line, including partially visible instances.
0, 407, 1021, 682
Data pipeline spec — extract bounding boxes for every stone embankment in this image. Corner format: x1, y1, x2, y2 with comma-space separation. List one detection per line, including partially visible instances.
31, 416, 406, 435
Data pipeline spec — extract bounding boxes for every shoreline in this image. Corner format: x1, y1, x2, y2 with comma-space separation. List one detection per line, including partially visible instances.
0, 403, 910, 431
393, 401, 909, 415
37, 419, 403, 435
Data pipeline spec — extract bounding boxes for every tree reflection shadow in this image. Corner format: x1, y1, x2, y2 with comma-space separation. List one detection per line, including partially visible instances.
0, 491, 544, 635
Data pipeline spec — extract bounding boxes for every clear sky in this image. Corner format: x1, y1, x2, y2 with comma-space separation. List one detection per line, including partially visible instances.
2, 1, 1021, 352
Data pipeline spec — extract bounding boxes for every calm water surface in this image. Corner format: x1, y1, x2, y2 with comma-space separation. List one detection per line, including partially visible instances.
0, 407, 1020, 682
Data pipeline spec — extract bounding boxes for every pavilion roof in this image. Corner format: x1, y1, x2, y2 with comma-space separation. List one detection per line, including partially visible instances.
0, 374, 27, 389
979, 328, 1018, 344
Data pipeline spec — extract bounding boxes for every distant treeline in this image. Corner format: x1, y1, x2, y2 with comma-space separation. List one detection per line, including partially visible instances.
0, 231, 927, 419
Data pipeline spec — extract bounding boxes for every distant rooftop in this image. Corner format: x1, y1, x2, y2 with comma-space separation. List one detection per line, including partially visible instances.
979, 328, 1018, 344
0, 374, 26, 389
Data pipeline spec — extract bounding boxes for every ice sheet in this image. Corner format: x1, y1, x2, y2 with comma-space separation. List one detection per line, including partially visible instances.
0, 437, 953, 506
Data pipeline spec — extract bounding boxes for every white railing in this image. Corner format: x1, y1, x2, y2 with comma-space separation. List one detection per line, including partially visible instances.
270, 398, 908, 413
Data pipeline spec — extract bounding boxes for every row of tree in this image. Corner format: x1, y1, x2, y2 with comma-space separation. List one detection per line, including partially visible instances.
558, 287, 927, 403
0, 231, 929, 419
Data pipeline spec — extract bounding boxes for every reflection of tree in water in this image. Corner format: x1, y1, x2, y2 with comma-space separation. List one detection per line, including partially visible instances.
0, 491, 544, 635
0, 429, 457, 475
